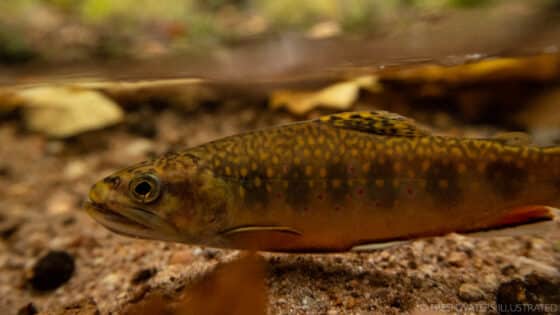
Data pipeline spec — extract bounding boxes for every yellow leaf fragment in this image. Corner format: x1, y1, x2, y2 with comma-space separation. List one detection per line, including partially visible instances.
19, 86, 124, 138
270, 75, 378, 115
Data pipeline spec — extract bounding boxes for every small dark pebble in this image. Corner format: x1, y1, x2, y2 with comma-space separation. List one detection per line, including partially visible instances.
0, 220, 21, 239
30, 251, 75, 291
131, 267, 158, 285
126, 111, 158, 138
62, 216, 76, 226
0, 164, 11, 177
17, 302, 38, 315
201, 248, 220, 260
496, 274, 560, 315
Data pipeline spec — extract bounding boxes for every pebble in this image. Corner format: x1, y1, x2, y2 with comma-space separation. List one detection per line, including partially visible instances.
447, 251, 467, 267
46, 192, 76, 215
131, 267, 157, 285
458, 283, 485, 302
168, 250, 194, 265
17, 302, 38, 315
496, 274, 560, 314
29, 251, 75, 291
63, 160, 88, 180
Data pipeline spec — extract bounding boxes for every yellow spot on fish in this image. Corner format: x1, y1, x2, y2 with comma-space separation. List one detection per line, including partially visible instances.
303, 149, 311, 158
351, 149, 358, 157
272, 156, 279, 165
422, 160, 430, 172
214, 159, 221, 167
225, 166, 232, 176
392, 179, 400, 188
439, 179, 449, 189
240, 168, 248, 177
332, 179, 341, 188
394, 162, 402, 173
318, 135, 325, 144
308, 138, 315, 145
266, 184, 272, 193
314, 149, 322, 158
294, 157, 301, 165
251, 162, 258, 171
239, 186, 245, 198
267, 168, 274, 178
451, 147, 462, 157
254, 177, 262, 187
259, 151, 269, 161
529, 175, 537, 184
376, 179, 384, 187
320, 168, 327, 178
457, 163, 466, 174
362, 163, 371, 173
305, 166, 313, 176
477, 163, 485, 173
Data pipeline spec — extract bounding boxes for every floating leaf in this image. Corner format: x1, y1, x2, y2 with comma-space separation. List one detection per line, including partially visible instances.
270, 75, 378, 115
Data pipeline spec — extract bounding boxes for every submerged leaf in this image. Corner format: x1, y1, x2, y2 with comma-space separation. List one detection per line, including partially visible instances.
19, 86, 124, 138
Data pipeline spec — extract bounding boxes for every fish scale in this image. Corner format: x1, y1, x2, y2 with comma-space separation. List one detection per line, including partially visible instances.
85, 111, 560, 252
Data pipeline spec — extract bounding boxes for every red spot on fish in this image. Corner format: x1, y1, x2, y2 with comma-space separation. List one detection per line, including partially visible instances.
407, 186, 414, 196
357, 188, 364, 196
335, 205, 341, 211
317, 194, 324, 201
348, 166, 355, 174
275, 192, 282, 199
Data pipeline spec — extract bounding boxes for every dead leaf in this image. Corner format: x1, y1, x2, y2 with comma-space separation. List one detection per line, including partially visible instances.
380, 54, 560, 84
270, 75, 378, 115
18, 86, 124, 138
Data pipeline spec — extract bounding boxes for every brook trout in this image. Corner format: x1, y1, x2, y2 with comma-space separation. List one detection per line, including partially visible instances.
85, 111, 559, 252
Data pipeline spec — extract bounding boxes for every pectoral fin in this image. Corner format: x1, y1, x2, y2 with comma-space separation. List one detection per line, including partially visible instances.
351, 240, 409, 252
220, 225, 302, 236
220, 225, 303, 251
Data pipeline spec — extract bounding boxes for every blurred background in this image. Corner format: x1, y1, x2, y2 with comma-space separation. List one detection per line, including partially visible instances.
1, 1, 560, 315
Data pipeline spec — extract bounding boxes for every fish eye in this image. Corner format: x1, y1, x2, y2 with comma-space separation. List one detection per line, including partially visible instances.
129, 174, 161, 203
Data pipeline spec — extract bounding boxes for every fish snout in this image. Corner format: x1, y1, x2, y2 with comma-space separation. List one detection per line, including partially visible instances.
88, 180, 112, 204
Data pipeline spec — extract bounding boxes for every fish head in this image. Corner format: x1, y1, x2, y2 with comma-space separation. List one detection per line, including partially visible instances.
84, 153, 231, 244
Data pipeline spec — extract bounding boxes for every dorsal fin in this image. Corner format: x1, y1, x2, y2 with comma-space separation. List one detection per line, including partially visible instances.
318, 111, 430, 137
493, 131, 532, 146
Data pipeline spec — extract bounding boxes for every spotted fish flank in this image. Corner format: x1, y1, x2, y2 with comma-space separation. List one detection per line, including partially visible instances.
85, 111, 560, 252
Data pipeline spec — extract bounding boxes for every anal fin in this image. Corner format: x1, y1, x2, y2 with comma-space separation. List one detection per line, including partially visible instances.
467, 206, 559, 238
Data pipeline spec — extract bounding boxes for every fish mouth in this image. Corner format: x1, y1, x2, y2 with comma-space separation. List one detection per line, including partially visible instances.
84, 200, 178, 240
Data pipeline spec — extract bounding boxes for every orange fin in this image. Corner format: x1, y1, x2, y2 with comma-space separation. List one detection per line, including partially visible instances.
220, 225, 302, 251
490, 205, 556, 228
464, 206, 558, 239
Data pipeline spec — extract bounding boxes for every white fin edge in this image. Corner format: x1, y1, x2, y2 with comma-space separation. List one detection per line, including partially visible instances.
351, 240, 409, 252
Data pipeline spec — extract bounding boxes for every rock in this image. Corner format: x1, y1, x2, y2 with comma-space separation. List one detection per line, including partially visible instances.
496, 275, 560, 315
447, 251, 467, 267
29, 251, 75, 291
17, 302, 38, 315
168, 250, 194, 265
458, 283, 485, 302
131, 268, 157, 285
20, 86, 124, 138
